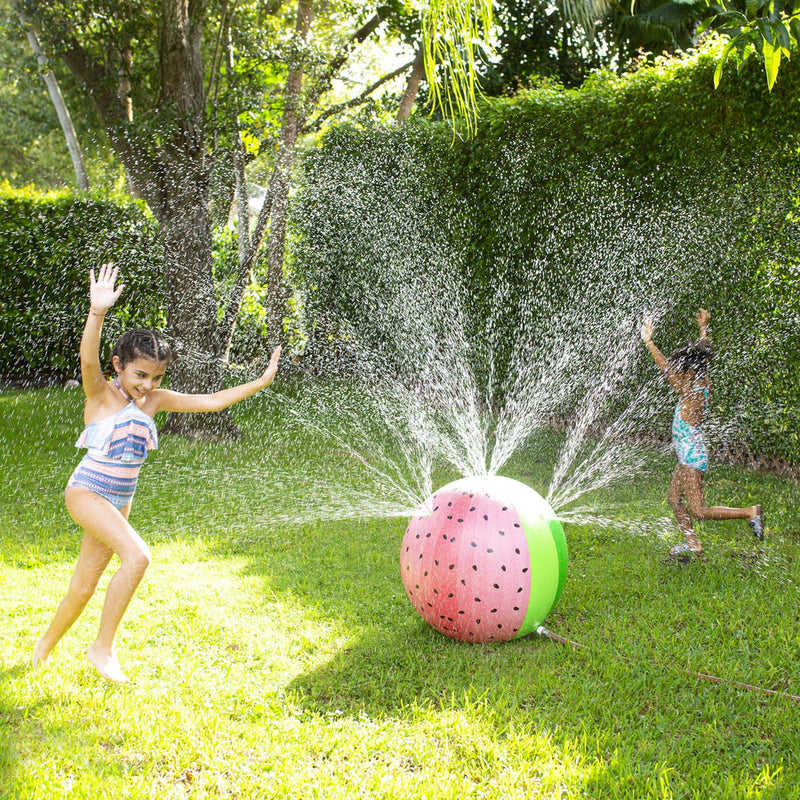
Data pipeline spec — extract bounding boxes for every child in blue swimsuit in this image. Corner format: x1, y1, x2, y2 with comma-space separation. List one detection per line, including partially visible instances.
642, 309, 763, 559
34, 264, 281, 683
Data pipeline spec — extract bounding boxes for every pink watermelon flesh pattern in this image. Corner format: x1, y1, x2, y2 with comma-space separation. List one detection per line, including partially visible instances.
401, 488, 531, 642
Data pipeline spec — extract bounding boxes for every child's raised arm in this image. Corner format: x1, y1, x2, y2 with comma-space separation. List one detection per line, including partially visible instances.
149, 346, 282, 414
696, 308, 711, 342
641, 317, 684, 392
79, 264, 125, 400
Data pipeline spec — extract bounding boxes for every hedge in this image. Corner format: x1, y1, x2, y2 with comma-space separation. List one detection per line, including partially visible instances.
0, 188, 271, 382
291, 41, 800, 461
0, 187, 165, 382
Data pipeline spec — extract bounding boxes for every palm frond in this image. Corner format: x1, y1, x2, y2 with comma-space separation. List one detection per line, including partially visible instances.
421, 0, 493, 137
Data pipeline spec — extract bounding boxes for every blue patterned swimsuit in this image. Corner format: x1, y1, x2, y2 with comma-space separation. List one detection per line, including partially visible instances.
672, 387, 709, 473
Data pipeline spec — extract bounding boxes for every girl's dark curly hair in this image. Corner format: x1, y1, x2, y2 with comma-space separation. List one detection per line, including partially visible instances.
109, 329, 173, 374
670, 339, 713, 377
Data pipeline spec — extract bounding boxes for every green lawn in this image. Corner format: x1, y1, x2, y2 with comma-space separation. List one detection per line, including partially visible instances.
1, 386, 799, 799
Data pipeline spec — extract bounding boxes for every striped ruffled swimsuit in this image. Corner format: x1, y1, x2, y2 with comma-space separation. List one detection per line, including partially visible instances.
66, 380, 158, 509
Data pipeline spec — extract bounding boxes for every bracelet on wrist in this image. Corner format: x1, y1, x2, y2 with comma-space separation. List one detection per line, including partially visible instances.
90, 309, 106, 317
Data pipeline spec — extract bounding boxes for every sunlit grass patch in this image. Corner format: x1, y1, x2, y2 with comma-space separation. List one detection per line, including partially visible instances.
2, 388, 800, 799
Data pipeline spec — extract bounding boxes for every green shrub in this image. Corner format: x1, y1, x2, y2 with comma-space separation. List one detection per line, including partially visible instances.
292, 41, 800, 461
0, 186, 164, 380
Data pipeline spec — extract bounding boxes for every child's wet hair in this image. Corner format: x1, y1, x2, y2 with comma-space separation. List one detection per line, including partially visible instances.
670, 339, 713, 376
111, 329, 173, 371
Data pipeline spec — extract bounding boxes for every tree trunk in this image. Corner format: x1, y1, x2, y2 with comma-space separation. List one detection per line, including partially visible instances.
396, 45, 425, 122
265, 0, 314, 349
156, 0, 235, 438
22, 20, 90, 191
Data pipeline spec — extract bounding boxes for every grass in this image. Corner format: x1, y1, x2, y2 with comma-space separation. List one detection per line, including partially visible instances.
1, 386, 800, 799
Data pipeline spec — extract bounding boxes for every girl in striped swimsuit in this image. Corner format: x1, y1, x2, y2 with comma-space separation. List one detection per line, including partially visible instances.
33, 264, 281, 683
642, 309, 763, 559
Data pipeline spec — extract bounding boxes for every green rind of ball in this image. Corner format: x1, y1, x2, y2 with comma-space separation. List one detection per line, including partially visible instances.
515, 501, 568, 639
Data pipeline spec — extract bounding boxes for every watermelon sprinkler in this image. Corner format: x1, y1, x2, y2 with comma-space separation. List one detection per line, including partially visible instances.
400, 475, 568, 643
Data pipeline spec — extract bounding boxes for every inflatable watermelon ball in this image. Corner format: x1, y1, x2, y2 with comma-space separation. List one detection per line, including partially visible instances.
400, 475, 568, 643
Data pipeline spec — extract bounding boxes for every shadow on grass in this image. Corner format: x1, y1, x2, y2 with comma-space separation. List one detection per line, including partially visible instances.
213, 505, 800, 796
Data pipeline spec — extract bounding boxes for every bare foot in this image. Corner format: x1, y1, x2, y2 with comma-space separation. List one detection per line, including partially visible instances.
87, 645, 128, 684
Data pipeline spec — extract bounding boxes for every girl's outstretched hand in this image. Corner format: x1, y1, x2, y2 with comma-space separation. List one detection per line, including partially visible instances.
259, 346, 282, 389
696, 308, 711, 328
641, 317, 655, 343
90, 263, 124, 313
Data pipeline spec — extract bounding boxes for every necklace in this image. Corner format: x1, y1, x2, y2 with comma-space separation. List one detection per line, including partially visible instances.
113, 375, 135, 403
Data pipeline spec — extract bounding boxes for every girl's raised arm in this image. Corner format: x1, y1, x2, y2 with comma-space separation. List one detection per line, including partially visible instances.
149, 346, 282, 414
79, 264, 125, 400
696, 308, 711, 342
641, 317, 684, 393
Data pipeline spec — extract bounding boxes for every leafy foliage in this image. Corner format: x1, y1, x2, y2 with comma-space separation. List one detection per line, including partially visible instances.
293, 42, 800, 461
693, 0, 800, 90
0, 187, 164, 379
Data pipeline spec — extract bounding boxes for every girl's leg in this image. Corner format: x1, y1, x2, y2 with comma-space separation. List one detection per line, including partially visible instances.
667, 465, 703, 553
681, 466, 760, 522
61, 488, 150, 682
34, 530, 114, 664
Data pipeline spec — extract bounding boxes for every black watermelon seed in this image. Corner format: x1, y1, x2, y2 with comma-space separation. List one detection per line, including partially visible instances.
419, 554, 423, 559
448, 593, 454, 598
517, 587, 523, 593
449, 564, 455, 570
425, 533, 431, 538
476, 619, 481, 624
501, 566, 507, 572
513, 606, 520, 611
442, 534, 448, 540
515, 548, 521, 554
483, 514, 488, 521
423, 571, 428, 576
460, 579, 467, 585
434, 560, 439, 566
433, 589, 438, 594
470, 506, 476, 511
522, 567, 529, 573
433, 505, 438, 511
447, 515, 453, 520
472, 565, 478, 571
491, 608, 497, 613
457, 518, 464, 523
458, 610, 465, 615
447, 501, 453, 507
502, 506, 508, 510
498, 530, 506, 536
513, 628, 519, 632
514, 523, 521, 528
497, 624, 503, 629
493, 583, 500, 589
474, 597, 481, 602
426, 602, 433, 608
487, 548, 494, 553
450, 537, 456, 542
